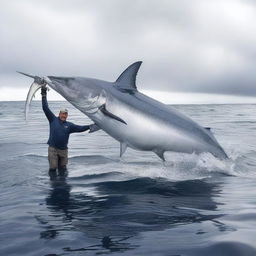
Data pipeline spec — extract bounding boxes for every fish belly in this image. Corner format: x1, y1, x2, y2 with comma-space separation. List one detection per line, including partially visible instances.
93, 107, 200, 154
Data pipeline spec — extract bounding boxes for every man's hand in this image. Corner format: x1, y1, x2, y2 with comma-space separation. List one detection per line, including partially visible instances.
89, 123, 100, 133
41, 86, 47, 97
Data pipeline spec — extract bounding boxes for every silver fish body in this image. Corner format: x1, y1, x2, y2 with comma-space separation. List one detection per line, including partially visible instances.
21, 62, 228, 160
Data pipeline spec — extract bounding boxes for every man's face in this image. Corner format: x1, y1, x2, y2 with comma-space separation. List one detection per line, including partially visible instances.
59, 112, 68, 121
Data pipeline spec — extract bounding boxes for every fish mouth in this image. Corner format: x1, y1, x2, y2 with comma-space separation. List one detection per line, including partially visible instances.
44, 77, 59, 91
44, 77, 74, 100
45, 77, 107, 114
47, 76, 75, 84
45, 76, 74, 92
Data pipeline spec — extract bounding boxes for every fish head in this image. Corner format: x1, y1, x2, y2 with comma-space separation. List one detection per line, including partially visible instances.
46, 76, 107, 112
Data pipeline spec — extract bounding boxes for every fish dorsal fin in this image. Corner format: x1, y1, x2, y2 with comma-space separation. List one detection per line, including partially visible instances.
115, 61, 142, 92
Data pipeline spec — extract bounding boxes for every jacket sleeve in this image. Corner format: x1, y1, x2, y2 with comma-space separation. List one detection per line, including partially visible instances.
42, 95, 55, 122
69, 123, 90, 133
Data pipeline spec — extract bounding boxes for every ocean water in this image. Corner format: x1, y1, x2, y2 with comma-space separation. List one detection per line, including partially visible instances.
1, 101, 256, 256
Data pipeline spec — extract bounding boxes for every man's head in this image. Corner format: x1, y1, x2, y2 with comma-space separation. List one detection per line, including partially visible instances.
59, 108, 68, 121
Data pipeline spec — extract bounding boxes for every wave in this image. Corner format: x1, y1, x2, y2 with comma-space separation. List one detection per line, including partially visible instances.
0, 142, 35, 147
64, 152, 240, 181
113, 153, 235, 181
12, 149, 256, 181
69, 171, 123, 181
94, 177, 218, 197
191, 241, 256, 256
22, 153, 47, 159
69, 155, 118, 165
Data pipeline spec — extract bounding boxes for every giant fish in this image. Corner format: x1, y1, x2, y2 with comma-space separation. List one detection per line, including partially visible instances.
19, 61, 228, 161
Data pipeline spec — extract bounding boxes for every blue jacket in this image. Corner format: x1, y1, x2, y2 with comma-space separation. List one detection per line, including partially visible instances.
42, 96, 90, 149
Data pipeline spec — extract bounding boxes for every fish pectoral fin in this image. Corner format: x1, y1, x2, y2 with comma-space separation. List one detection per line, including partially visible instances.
120, 142, 128, 157
154, 150, 165, 162
99, 104, 127, 125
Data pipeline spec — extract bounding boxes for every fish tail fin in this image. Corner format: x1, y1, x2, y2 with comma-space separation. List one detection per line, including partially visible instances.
18, 72, 47, 121
24, 82, 42, 121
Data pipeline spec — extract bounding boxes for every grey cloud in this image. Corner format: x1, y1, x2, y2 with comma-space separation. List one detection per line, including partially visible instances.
1, 0, 256, 97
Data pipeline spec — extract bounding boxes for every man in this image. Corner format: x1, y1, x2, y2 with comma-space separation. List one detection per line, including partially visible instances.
41, 86, 96, 173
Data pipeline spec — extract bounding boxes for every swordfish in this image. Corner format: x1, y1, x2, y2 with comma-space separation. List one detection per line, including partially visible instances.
19, 61, 228, 161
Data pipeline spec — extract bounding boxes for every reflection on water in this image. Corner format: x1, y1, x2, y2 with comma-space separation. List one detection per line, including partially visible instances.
40, 171, 72, 240
38, 172, 227, 254
63, 236, 137, 254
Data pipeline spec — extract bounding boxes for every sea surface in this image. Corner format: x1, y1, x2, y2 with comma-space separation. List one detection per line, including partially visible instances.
1, 101, 256, 256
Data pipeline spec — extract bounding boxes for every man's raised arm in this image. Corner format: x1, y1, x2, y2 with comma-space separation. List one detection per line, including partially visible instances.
41, 87, 55, 122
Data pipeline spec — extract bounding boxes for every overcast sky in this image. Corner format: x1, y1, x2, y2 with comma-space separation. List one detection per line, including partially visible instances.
1, 0, 256, 103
